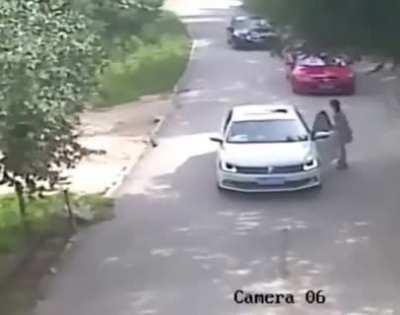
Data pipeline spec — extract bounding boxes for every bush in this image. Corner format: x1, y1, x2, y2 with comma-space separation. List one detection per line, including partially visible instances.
0, 193, 114, 254
72, 0, 164, 45
108, 35, 144, 61
245, 0, 400, 59
140, 12, 188, 44
95, 12, 190, 106
0, 194, 64, 253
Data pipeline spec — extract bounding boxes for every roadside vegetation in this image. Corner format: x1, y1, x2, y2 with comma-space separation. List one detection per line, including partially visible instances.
0, 0, 187, 246
70, 0, 191, 107
0, 0, 189, 310
0, 193, 114, 255
246, 0, 400, 68
95, 12, 190, 106
0, 192, 114, 314
0, 0, 189, 258
0, 0, 107, 243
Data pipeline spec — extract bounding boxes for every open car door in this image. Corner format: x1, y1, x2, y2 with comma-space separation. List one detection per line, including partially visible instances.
312, 112, 338, 172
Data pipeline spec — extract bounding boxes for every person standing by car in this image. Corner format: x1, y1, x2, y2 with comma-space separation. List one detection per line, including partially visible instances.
329, 99, 353, 169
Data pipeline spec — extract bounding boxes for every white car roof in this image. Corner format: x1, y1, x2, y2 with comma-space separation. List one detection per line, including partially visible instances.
231, 105, 298, 122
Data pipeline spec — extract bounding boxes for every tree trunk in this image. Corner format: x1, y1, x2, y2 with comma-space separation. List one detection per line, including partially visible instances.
15, 182, 26, 218
15, 182, 29, 233
63, 189, 77, 232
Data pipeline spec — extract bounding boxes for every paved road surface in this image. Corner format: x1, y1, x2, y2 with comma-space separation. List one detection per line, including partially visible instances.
35, 1, 400, 314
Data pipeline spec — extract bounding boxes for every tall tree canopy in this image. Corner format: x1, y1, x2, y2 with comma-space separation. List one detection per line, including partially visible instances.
71, 0, 164, 44
248, 0, 400, 58
0, 0, 105, 215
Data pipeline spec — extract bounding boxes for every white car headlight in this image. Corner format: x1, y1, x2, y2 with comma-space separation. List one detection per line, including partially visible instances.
220, 161, 237, 173
303, 156, 318, 171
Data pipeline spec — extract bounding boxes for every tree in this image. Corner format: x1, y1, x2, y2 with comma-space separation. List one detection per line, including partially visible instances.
0, 0, 105, 221
247, 0, 400, 65
71, 0, 164, 47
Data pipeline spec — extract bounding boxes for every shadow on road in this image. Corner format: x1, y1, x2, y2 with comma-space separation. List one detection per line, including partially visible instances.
105, 149, 400, 314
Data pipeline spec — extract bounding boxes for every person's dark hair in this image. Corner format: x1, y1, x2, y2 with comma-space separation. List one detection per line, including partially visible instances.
330, 99, 341, 112
320, 110, 331, 124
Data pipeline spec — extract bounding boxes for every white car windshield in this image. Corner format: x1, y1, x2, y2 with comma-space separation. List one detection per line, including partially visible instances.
227, 120, 310, 143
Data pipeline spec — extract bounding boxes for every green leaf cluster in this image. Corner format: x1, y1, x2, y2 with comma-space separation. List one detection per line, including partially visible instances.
247, 0, 400, 58
0, 0, 105, 197
71, 0, 164, 48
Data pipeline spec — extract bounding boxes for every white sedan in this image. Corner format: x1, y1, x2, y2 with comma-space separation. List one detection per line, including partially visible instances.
210, 104, 338, 192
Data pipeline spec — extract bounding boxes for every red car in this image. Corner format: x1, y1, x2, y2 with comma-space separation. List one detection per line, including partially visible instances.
285, 54, 355, 95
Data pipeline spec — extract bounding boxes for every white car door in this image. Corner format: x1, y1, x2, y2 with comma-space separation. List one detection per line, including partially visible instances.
315, 132, 338, 172
312, 113, 338, 171
221, 109, 233, 137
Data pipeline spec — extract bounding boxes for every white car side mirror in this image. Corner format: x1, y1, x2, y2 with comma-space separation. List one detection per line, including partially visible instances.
209, 135, 223, 144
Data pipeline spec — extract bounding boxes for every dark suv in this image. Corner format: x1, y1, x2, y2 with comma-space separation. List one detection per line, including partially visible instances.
226, 16, 279, 50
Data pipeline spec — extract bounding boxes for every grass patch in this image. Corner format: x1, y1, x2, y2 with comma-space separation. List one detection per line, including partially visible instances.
94, 11, 191, 107
0, 193, 114, 255
0, 194, 65, 254
0, 193, 114, 315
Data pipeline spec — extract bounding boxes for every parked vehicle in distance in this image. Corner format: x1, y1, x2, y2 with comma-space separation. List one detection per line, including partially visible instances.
285, 53, 356, 95
210, 104, 338, 192
226, 16, 280, 50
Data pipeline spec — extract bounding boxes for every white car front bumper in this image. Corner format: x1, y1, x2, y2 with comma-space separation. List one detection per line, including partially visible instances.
217, 167, 321, 192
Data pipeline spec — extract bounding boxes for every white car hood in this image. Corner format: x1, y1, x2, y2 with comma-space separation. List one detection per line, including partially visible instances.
221, 141, 314, 166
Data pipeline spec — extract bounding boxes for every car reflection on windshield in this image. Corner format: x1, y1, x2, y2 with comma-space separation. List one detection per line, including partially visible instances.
227, 120, 310, 143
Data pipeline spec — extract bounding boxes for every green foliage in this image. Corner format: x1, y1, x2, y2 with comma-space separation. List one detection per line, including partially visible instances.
95, 12, 190, 106
0, 0, 105, 202
72, 0, 164, 48
78, 194, 114, 209
0, 193, 114, 253
97, 36, 188, 105
140, 11, 187, 43
0, 196, 24, 229
0, 194, 63, 253
246, 0, 400, 58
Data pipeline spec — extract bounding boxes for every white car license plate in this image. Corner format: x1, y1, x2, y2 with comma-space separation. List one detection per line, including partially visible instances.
257, 177, 285, 185
320, 84, 335, 89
